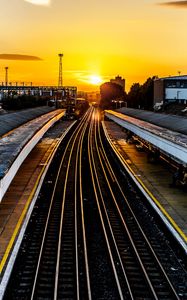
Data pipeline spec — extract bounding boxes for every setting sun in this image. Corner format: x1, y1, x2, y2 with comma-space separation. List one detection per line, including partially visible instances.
89, 75, 103, 85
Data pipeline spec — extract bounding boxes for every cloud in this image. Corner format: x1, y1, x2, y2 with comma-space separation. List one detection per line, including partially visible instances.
0, 54, 42, 61
159, 1, 187, 7
24, 0, 51, 6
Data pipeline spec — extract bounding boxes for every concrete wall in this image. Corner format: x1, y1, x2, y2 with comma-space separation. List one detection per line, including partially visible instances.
154, 79, 164, 105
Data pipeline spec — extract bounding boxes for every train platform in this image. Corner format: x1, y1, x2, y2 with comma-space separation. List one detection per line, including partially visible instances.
0, 120, 74, 279
105, 110, 187, 165
0, 109, 65, 202
104, 120, 187, 251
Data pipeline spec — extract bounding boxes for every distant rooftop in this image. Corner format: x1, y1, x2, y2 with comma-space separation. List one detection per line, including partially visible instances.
155, 75, 187, 81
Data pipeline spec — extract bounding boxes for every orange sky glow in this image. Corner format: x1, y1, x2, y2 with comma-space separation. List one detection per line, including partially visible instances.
1, 0, 187, 92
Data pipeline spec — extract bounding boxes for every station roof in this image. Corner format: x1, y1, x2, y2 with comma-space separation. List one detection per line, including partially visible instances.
0, 109, 64, 179
155, 75, 187, 81
117, 108, 187, 136
0, 106, 55, 137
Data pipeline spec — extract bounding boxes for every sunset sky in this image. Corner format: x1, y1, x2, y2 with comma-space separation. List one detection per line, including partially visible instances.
1, 0, 187, 91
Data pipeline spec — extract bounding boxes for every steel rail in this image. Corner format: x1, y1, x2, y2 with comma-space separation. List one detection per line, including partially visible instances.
88, 109, 124, 300
94, 110, 159, 299
93, 110, 134, 298
97, 110, 180, 300
73, 107, 92, 299
74, 117, 87, 300
30, 108, 92, 299
99, 116, 181, 299
79, 112, 92, 300
54, 108, 93, 299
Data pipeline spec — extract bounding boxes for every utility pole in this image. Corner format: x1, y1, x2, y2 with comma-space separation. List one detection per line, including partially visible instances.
5, 67, 8, 87
58, 53, 63, 87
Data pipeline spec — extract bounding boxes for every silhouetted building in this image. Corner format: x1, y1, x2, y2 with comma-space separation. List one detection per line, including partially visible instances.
110, 75, 125, 91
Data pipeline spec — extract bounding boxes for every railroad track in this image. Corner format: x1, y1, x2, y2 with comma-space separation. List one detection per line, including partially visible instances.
3, 108, 92, 299
2, 108, 186, 299
87, 109, 186, 299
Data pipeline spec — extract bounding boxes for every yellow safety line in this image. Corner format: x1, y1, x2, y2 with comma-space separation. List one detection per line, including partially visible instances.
0, 142, 56, 274
103, 123, 187, 244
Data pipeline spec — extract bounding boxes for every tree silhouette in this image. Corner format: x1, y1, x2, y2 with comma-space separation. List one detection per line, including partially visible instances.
127, 76, 155, 110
